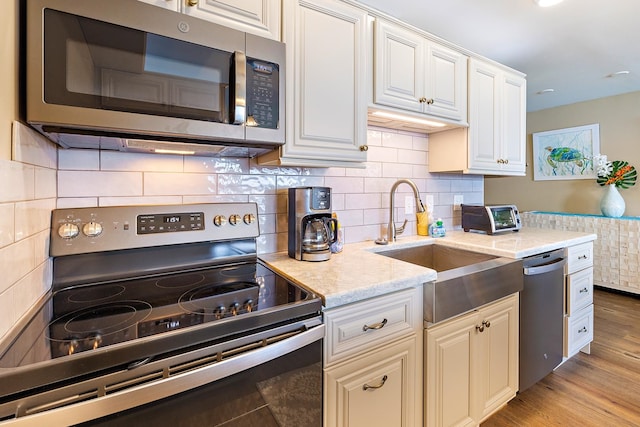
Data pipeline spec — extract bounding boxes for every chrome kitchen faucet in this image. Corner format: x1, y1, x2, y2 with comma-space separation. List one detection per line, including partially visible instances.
376, 179, 425, 244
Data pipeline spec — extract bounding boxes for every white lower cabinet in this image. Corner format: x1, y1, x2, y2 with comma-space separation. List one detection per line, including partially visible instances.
323, 287, 423, 427
325, 335, 418, 427
425, 294, 519, 427
564, 242, 595, 357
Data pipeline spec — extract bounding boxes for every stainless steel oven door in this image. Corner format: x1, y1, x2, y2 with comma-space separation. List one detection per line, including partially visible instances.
0, 322, 323, 427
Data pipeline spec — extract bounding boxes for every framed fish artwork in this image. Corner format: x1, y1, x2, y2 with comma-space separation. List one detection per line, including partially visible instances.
532, 123, 600, 181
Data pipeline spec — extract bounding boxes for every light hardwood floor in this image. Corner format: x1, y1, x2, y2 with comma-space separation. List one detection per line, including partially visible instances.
482, 288, 640, 427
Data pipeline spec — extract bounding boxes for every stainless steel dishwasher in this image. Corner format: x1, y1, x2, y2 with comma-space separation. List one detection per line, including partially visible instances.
519, 249, 566, 392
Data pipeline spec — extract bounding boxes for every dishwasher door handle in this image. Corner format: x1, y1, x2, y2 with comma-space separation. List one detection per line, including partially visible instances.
523, 257, 566, 275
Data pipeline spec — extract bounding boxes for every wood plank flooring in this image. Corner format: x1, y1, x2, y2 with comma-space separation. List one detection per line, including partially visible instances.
482, 288, 640, 427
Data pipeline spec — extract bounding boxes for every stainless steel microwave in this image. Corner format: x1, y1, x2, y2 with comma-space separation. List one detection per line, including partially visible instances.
26, 0, 285, 157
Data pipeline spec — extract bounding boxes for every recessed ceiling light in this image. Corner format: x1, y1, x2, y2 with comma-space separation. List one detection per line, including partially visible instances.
537, 88, 555, 94
607, 70, 631, 78
534, 0, 564, 7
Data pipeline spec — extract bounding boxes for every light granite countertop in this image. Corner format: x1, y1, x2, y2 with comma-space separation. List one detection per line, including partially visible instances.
260, 227, 597, 309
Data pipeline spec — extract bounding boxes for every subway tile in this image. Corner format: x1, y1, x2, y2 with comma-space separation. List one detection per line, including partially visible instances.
365, 146, 398, 163
0, 160, 35, 203
258, 213, 276, 235
100, 196, 183, 206
218, 174, 276, 195
248, 195, 279, 214
398, 148, 427, 165
58, 149, 100, 171
323, 177, 364, 194
12, 122, 57, 169
144, 172, 215, 196
0, 237, 35, 295
345, 193, 381, 210
14, 198, 56, 241
101, 151, 184, 172
58, 171, 142, 197
0, 203, 15, 249
34, 167, 57, 199
413, 135, 428, 151
183, 195, 248, 204
345, 161, 382, 178
382, 162, 413, 178
382, 131, 413, 149
249, 164, 310, 176
185, 156, 249, 174
56, 198, 98, 208
366, 128, 384, 147
276, 175, 324, 190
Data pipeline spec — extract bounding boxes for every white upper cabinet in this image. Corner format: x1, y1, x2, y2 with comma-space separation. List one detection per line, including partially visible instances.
258, 0, 369, 167
429, 58, 526, 176
372, 18, 468, 124
468, 58, 526, 174
137, 0, 281, 41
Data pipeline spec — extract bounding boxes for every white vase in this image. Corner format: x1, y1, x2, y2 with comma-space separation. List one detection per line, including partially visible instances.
600, 185, 625, 217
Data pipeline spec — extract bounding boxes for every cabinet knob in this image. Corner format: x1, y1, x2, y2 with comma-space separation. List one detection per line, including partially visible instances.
187, 0, 198, 6
359, 145, 369, 152
426, 98, 434, 105
476, 320, 491, 332
363, 375, 388, 391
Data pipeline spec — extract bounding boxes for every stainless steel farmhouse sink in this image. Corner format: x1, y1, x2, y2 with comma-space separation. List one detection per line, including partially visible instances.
376, 244, 523, 324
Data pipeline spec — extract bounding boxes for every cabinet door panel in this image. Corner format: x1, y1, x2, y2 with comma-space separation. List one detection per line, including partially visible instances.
426, 44, 467, 121
325, 336, 418, 427
373, 20, 424, 111
182, 0, 281, 40
279, 0, 367, 163
426, 314, 476, 427
476, 295, 518, 420
501, 73, 526, 172
468, 61, 500, 171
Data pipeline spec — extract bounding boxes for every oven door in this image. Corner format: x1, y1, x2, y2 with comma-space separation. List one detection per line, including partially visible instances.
0, 322, 323, 427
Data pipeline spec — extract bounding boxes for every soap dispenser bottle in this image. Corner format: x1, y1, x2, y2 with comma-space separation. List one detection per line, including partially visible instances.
430, 218, 446, 238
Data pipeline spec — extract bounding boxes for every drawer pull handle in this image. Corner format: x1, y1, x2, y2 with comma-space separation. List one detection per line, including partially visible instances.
579, 287, 589, 293
578, 255, 588, 260
363, 375, 388, 391
363, 318, 388, 331
578, 326, 588, 333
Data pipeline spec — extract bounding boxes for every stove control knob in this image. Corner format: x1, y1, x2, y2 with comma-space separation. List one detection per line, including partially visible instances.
213, 215, 227, 227
230, 302, 240, 316
58, 223, 80, 239
229, 214, 240, 226
243, 213, 256, 225
82, 221, 103, 237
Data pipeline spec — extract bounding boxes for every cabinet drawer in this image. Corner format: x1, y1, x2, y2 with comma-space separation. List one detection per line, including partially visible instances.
566, 242, 594, 274
324, 288, 419, 366
564, 304, 594, 357
566, 267, 594, 315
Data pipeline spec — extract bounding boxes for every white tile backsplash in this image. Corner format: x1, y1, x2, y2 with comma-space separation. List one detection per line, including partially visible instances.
0, 123, 485, 344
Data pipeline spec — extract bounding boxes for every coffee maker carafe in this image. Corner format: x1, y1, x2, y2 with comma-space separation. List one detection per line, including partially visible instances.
288, 187, 337, 261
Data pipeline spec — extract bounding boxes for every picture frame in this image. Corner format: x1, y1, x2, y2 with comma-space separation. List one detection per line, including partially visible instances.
532, 123, 600, 181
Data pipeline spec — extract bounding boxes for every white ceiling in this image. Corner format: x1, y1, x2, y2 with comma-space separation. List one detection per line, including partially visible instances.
358, 0, 640, 112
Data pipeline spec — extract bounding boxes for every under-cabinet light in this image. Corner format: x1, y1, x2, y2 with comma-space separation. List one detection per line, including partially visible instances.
534, 0, 564, 7
154, 149, 196, 155
371, 111, 447, 127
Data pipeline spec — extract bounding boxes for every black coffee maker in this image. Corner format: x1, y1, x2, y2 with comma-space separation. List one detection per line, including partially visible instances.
288, 187, 338, 261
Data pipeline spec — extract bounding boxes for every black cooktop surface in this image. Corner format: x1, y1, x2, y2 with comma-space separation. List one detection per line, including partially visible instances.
0, 262, 315, 369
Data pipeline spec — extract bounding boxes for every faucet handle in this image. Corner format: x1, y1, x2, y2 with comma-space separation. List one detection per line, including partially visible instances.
396, 219, 408, 235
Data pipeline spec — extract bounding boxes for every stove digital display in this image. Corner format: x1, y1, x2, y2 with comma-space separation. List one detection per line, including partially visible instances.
137, 212, 204, 234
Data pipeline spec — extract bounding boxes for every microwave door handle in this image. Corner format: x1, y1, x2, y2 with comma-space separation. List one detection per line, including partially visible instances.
233, 51, 247, 125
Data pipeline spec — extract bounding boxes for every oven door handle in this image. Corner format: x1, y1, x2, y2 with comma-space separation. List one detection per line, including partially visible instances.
3, 325, 324, 427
